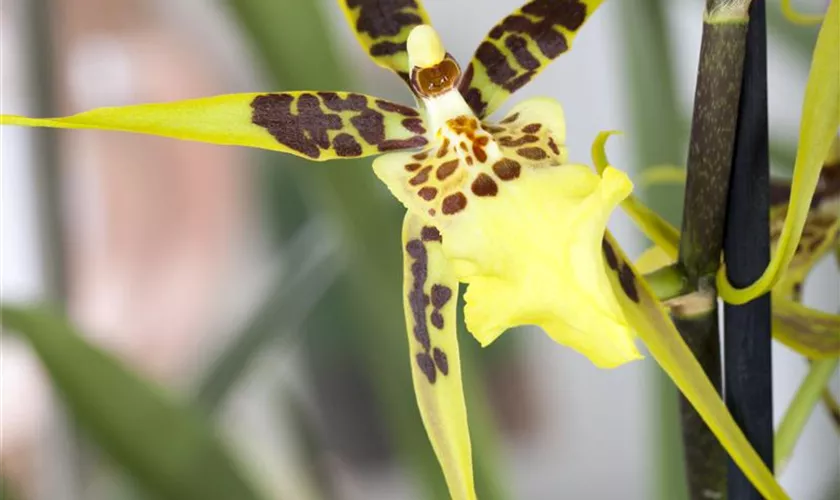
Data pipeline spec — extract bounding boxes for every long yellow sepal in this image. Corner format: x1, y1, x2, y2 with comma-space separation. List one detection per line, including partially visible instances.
1, 91, 428, 161
602, 232, 790, 500
401, 213, 476, 500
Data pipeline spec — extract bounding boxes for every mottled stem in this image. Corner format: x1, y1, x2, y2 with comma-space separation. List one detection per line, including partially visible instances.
675, 1, 752, 499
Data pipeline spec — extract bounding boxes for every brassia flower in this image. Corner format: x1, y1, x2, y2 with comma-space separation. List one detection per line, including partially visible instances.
1, 1, 789, 498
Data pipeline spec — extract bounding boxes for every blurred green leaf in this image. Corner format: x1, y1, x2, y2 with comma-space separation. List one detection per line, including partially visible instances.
196, 218, 343, 411
1, 305, 266, 500
617, 1, 689, 499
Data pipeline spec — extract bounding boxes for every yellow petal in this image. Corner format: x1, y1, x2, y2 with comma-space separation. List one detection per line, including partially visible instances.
1, 92, 428, 161
401, 213, 476, 500
459, 0, 605, 118
718, 0, 840, 303
601, 232, 790, 500
338, 0, 433, 84
446, 165, 639, 368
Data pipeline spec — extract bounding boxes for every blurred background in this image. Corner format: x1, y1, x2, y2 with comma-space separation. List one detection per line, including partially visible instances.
0, 0, 837, 498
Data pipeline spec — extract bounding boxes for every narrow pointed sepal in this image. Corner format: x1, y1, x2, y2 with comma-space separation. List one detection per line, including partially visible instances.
592, 132, 681, 258
1, 92, 428, 161
401, 213, 476, 500
769, 173, 840, 299
458, 0, 605, 118
338, 0, 433, 85
601, 232, 790, 500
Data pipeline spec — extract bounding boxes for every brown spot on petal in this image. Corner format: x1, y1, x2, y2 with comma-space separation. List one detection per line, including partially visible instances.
369, 41, 406, 57
518, 147, 548, 160
498, 135, 539, 147
252, 93, 343, 159
522, 123, 542, 134
473, 144, 488, 163
409, 166, 433, 186
319, 92, 367, 111
431, 310, 444, 329
418, 186, 438, 201
436, 159, 459, 180
506, 34, 540, 71
405, 162, 422, 172
619, 265, 640, 303
437, 138, 450, 158
402, 117, 426, 134
416, 352, 437, 383
493, 159, 521, 180
431, 284, 453, 309
406, 238, 432, 351
333, 133, 363, 157
501, 112, 519, 124
471, 173, 499, 196
442, 192, 468, 215
379, 136, 428, 152
602, 239, 619, 270
433, 348, 449, 375
413, 151, 429, 160
376, 99, 419, 116
421, 226, 442, 242
351, 108, 386, 145
548, 137, 561, 156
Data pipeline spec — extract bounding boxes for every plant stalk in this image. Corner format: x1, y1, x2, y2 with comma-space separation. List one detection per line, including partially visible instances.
675, 1, 752, 498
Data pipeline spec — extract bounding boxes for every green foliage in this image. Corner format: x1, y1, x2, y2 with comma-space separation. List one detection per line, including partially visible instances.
1, 306, 265, 500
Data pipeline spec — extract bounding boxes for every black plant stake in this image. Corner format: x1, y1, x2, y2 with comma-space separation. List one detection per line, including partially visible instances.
724, 1, 774, 498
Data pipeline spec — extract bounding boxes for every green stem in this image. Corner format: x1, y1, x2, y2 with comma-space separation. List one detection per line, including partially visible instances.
644, 264, 691, 302
775, 358, 839, 470
674, 2, 752, 499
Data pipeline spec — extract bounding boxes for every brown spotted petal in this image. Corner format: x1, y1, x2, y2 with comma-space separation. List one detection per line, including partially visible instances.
458, 0, 605, 118
401, 213, 476, 500
441, 163, 638, 368
1, 92, 428, 161
339, 0, 433, 85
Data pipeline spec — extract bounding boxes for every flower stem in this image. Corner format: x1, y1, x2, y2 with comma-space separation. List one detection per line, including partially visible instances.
774, 358, 839, 471
676, 1, 752, 498
644, 264, 691, 302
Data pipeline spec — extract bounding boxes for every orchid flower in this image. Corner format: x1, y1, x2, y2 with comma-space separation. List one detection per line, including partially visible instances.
1, 1, 789, 498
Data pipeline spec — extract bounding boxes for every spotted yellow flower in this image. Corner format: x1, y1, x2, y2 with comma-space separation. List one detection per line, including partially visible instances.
1, 1, 788, 498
